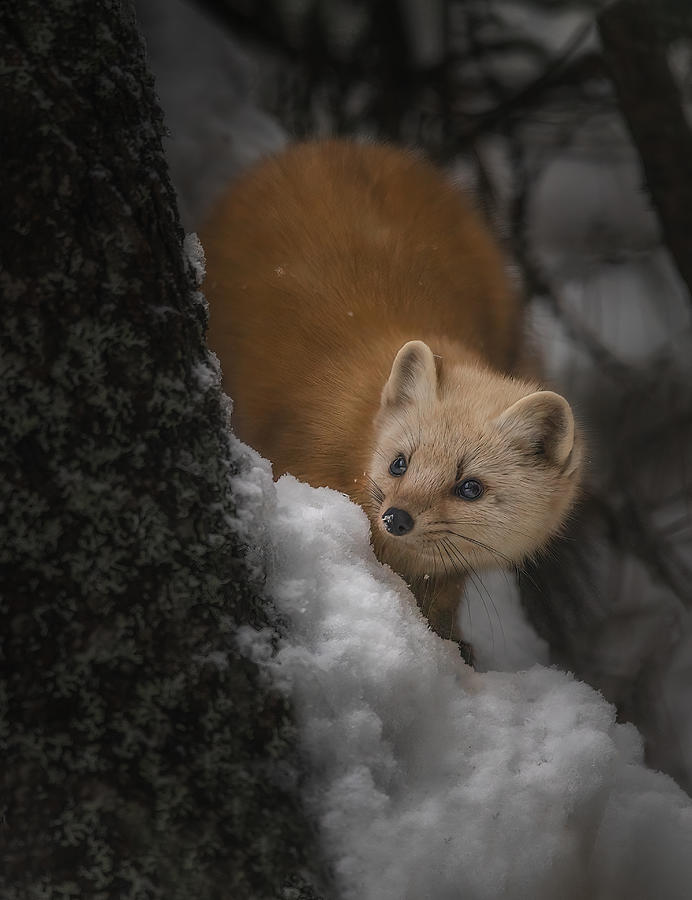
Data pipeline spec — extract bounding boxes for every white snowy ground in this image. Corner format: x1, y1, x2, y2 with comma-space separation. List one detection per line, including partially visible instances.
232, 439, 692, 900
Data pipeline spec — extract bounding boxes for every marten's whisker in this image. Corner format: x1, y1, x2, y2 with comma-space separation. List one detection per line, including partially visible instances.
427, 528, 539, 590
428, 519, 538, 543
427, 528, 515, 567
365, 474, 385, 504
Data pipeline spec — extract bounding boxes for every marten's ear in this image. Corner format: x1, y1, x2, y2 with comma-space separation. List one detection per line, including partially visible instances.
381, 341, 438, 409
496, 390, 575, 469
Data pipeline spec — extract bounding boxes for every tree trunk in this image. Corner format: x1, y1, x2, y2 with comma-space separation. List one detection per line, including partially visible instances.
0, 2, 325, 897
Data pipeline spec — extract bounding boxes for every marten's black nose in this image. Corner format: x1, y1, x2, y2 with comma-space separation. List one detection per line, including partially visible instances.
382, 507, 414, 536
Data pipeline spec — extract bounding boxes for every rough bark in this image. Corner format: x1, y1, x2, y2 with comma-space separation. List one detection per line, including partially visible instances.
598, 0, 692, 303
0, 2, 325, 897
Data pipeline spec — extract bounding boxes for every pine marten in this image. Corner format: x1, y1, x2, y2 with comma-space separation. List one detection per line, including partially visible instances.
201, 139, 582, 656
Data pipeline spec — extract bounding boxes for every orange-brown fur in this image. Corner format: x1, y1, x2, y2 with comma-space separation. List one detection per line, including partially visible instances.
201, 139, 581, 650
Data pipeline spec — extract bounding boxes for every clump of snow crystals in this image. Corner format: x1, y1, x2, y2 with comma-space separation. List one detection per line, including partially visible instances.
183, 231, 205, 286
236, 470, 692, 900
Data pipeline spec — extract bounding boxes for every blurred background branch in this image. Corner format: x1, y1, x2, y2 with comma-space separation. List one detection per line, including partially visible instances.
599, 0, 692, 305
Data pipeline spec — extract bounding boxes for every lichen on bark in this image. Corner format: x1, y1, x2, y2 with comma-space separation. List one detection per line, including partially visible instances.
0, 2, 325, 897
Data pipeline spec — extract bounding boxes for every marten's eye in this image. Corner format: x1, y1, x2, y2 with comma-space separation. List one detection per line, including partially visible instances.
389, 455, 408, 477
455, 478, 483, 500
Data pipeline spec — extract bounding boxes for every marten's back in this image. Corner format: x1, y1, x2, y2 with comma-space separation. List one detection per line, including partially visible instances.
201, 140, 522, 480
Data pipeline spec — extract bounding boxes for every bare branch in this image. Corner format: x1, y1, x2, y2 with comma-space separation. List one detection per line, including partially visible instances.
598, 0, 692, 304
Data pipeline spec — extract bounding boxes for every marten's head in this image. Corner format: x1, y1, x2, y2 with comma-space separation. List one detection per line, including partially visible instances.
364, 340, 582, 581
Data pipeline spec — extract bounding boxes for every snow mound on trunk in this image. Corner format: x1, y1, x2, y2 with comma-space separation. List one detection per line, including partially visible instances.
240, 469, 692, 900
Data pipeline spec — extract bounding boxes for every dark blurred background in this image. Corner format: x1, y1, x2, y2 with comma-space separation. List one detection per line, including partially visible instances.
137, 0, 692, 793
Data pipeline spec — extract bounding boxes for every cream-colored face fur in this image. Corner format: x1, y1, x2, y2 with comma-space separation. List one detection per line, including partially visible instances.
365, 341, 581, 581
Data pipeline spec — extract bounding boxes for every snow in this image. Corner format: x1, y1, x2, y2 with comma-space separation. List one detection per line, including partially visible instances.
458, 568, 550, 671
182, 231, 205, 285
234, 465, 692, 900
